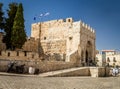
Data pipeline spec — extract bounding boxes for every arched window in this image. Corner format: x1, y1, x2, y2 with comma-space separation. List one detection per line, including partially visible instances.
107, 57, 110, 62
87, 41, 91, 46
24, 51, 27, 56
68, 19, 71, 22
17, 51, 19, 56
113, 57, 116, 62
69, 37, 72, 40
44, 37, 46, 40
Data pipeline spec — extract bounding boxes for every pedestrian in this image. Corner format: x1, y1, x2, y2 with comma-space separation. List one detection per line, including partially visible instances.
7, 61, 15, 72
112, 67, 119, 76
29, 66, 35, 74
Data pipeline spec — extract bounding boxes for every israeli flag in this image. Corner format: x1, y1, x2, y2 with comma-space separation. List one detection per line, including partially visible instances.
40, 14, 43, 17
44, 12, 50, 16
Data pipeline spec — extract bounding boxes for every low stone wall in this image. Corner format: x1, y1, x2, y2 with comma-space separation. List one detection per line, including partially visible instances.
90, 67, 110, 77
0, 59, 110, 77
0, 50, 66, 61
0, 60, 8, 72
52, 68, 90, 77
0, 59, 76, 73
0, 51, 39, 59
40, 67, 110, 77
36, 61, 76, 73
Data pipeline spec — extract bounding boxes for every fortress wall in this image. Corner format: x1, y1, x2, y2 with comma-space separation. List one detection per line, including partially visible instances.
80, 21, 95, 39
29, 18, 96, 63
0, 50, 40, 60
41, 40, 66, 54
78, 21, 96, 62
22, 37, 67, 61
0, 59, 76, 72
22, 37, 38, 52
31, 18, 73, 40
79, 21, 96, 49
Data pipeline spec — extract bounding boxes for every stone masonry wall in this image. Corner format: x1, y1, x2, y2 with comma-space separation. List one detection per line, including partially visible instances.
0, 50, 39, 60
41, 40, 66, 54
0, 59, 76, 73
30, 18, 96, 63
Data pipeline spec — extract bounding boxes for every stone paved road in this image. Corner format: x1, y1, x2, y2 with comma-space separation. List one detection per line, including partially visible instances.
0, 75, 120, 89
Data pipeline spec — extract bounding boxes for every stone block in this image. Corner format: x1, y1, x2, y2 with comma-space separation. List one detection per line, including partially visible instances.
90, 67, 110, 77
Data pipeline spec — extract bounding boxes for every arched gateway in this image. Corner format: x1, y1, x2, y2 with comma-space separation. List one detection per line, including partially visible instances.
85, 41, 93, 65
80, 40, 95, 66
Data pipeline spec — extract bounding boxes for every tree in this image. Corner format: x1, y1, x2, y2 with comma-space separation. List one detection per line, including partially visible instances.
11, 3, 26, 50
3, 3, 18, 49
0, 3, 4, 30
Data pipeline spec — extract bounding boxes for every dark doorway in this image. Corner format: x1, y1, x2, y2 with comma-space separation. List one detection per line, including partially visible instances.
0, 51, 1, 56
17, 51, 19, 56
8, 52, 10, 56
85, 51, 88, 63
24, 51, 27, 56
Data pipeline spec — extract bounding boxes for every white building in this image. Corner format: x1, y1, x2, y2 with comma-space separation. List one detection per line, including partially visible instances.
96, 50, 120, 67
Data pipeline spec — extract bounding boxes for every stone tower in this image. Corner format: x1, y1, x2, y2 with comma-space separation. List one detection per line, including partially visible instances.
31, 18, 96, 65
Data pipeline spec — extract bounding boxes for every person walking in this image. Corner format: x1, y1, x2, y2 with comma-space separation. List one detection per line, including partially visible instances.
112, 66, 119, 76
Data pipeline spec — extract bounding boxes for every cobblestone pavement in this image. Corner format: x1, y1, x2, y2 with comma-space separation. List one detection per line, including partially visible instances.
0, 75, 120, 89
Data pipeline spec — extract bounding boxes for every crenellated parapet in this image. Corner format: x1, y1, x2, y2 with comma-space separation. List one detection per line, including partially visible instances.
80, 20, 95, 34
31, 18, 96, 40
32, 17, 73, 29
31, 17, 96, 42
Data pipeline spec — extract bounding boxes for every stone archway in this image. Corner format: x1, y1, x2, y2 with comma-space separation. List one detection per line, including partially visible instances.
85, 41, 93, 65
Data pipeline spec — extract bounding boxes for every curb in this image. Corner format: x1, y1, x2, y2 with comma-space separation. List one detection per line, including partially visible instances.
0, 72, 36, 77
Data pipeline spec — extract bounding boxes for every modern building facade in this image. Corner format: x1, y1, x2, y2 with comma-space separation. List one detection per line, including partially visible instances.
96, 50, 120, 66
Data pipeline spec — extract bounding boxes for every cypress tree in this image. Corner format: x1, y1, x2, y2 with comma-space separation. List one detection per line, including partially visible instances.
0, 3, 4, 30
3, 3, 18, 49
11, 3, 26, 50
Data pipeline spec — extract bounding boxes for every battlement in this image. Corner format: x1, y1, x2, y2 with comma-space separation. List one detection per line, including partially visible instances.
32, 18, 95, 34
44, 17, 73, 24
80, 20, 95, 34
32, 18, 73, 29
31, 17, 96, 41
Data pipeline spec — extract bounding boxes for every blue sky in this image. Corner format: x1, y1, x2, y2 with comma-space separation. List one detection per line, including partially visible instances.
1, 0, 120, 50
